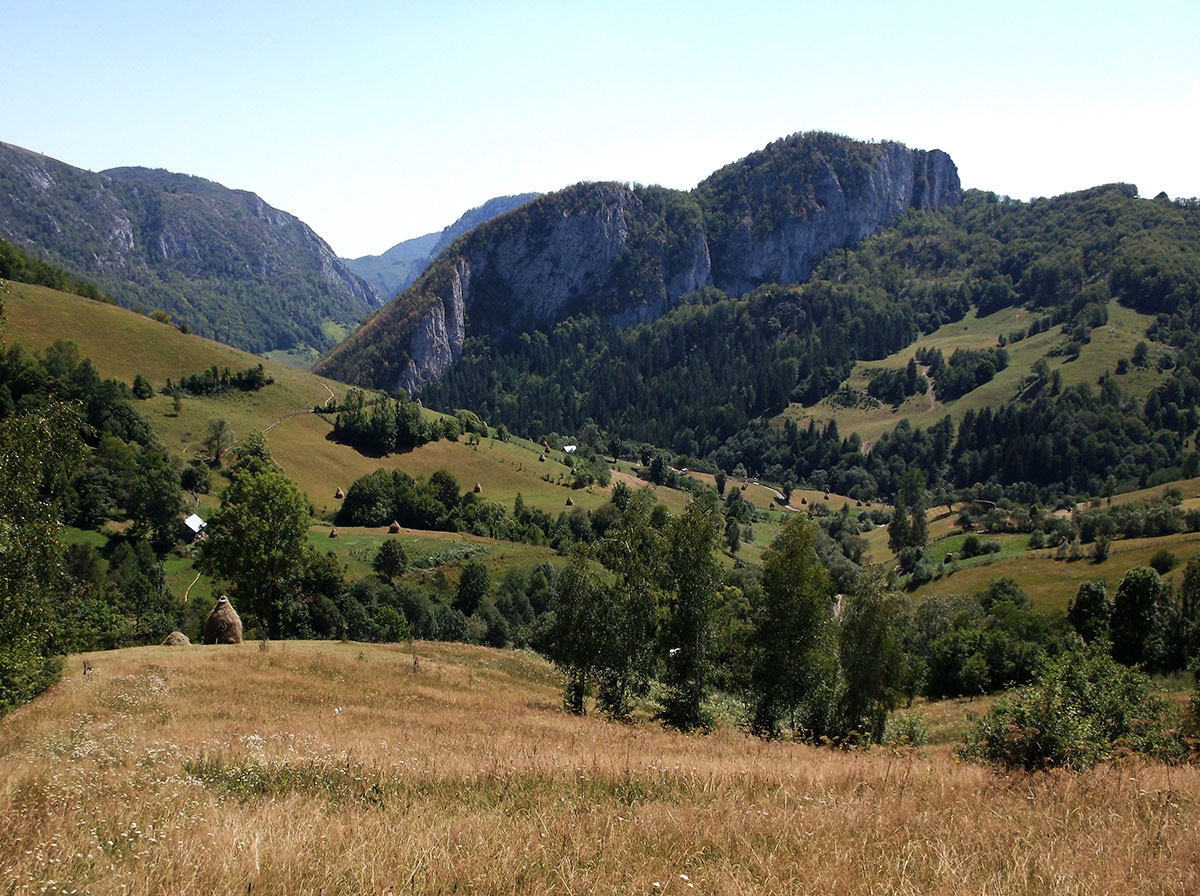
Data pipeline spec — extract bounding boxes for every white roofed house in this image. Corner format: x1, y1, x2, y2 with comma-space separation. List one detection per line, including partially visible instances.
183, 512, 207, 542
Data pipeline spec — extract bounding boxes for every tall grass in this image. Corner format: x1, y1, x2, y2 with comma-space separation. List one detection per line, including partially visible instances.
3, 641, 1198, 894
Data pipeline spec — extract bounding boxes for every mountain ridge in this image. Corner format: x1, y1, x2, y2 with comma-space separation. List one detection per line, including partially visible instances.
315, 132, 961, 394
0, 141, 381, 354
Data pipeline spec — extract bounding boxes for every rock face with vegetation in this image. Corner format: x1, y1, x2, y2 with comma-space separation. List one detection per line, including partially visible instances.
344, 192, 539, 301
315, 132, 961, 393
0, 141, 381, 354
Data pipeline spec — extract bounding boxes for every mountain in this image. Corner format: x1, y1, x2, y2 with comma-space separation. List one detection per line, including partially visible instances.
315, 132, 960, 393
343, 193, 539, 301
0, 141, 381, 354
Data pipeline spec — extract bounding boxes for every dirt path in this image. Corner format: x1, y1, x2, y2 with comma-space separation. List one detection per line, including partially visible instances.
263, 382, 338, 434
920, 364, 937, 411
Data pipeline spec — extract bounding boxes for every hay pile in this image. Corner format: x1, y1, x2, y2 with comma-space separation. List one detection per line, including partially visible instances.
162, 631, 190, 646
204, 596, 243, 644
388, 521, 401, 533
334, 487, 345, 499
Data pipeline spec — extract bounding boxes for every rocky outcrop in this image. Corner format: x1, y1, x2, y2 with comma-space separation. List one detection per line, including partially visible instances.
399, 257, 469, 394
316, 132, 962, 393
344, 193, 539, 302
0, 142, 380, 354
700, 137, 961, 295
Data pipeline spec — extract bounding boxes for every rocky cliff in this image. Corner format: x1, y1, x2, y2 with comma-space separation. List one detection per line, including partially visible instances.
315, 132, 961, 393
344, 192, 538, 301
0, 142, 380, 354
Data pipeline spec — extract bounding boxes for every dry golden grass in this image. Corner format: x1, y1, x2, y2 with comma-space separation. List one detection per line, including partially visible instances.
3, 643, 1199, 895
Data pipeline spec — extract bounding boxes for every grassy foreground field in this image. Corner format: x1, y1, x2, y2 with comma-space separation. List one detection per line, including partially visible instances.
3, 643, 1199, 895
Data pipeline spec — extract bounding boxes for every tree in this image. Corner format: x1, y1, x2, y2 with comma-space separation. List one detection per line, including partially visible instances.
593, 491, 664, 719
1068, 581, 1113, 644
835, 568, 909, 741
888, 467, 928, 555
126, 448, 183, 553
200, 469, 311, 639
131, 374, 154, 400
203, 418, 234, 467
658, 497, 721, 731
542, 548, 609, 713
372, 540, 408, 583
453, 560, 489, 616
747, 515, 838, 739
1111, 566, 1172, 670
725, 516, 741, 554
233, 429, 277, 475
1177, 557, 1200, 664
0, 404, 83, 712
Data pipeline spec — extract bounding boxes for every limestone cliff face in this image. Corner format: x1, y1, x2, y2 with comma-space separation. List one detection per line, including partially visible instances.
399, 257, 469, 394
316, 133, 961, 393
380, 182, 716, 393
701, 138, 961, 295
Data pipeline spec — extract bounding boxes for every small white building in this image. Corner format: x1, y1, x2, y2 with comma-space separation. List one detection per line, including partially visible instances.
183, 513, 207, 542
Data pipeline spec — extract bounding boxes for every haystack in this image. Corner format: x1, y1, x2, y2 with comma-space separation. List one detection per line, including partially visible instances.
162, 631, 190, 646
204, 596, 243, 644
473, 482, 482, 493
334, 487, 345, 499
329, 527, 339, 538
388, 520, 401, 534
565, 497, 574, 506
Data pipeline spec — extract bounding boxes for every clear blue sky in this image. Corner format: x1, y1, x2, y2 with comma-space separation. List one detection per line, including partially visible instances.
3, 0, 1198, 257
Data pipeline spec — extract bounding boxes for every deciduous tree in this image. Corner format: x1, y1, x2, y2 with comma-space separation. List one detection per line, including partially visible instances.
200, 469, 311, 639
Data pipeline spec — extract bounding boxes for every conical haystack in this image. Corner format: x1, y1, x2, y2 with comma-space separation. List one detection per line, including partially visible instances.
334, 487, 345, 499
204, 595, 243, 644
388, 520, 401, 534
473, 482, 482, 494
162, 631, 190, 646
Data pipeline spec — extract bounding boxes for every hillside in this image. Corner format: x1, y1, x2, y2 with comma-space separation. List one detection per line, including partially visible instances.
2, 640, 1197, 894
316, 132, 960, 393
0, 281, 640, 522
401, 184, 1200, 507
344, 192, 539, 300
0, 141, 380, 354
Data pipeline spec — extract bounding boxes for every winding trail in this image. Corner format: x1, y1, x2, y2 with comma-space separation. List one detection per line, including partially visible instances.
263, 382, 338, 433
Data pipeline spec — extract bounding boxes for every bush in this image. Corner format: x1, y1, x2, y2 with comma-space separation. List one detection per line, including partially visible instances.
1149, 548, 1178, 574
956, 644, 1183, 771
883, 711, 929, 747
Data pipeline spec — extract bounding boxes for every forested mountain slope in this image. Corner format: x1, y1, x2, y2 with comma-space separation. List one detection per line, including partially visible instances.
315, 132, 960, 392
0, 141, 380, 354
419, 184, 1200, 502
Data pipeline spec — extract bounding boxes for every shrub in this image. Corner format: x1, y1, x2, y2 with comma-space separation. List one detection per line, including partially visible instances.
883, 711, 929, 747
1149, 548, 1177, 574
956, 644, 1183, 771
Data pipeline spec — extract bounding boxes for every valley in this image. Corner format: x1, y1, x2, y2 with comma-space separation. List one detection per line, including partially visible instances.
4, 128, 1200, 894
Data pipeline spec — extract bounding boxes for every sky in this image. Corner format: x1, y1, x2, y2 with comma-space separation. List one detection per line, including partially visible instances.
3, 0, 1199, 259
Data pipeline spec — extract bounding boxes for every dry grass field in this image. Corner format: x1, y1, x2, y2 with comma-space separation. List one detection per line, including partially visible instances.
3, 642, 1199, 895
